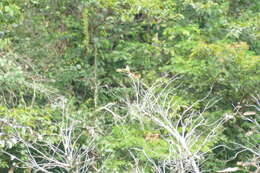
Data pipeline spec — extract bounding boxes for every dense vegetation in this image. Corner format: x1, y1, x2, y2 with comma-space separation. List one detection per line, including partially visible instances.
0, 0, 259, 172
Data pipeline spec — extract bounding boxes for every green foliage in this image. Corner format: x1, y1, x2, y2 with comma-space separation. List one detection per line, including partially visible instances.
0, 106, 55, 171
0, 0, 259, 172
164, 41, 259, 104
100, 124, 169, 171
